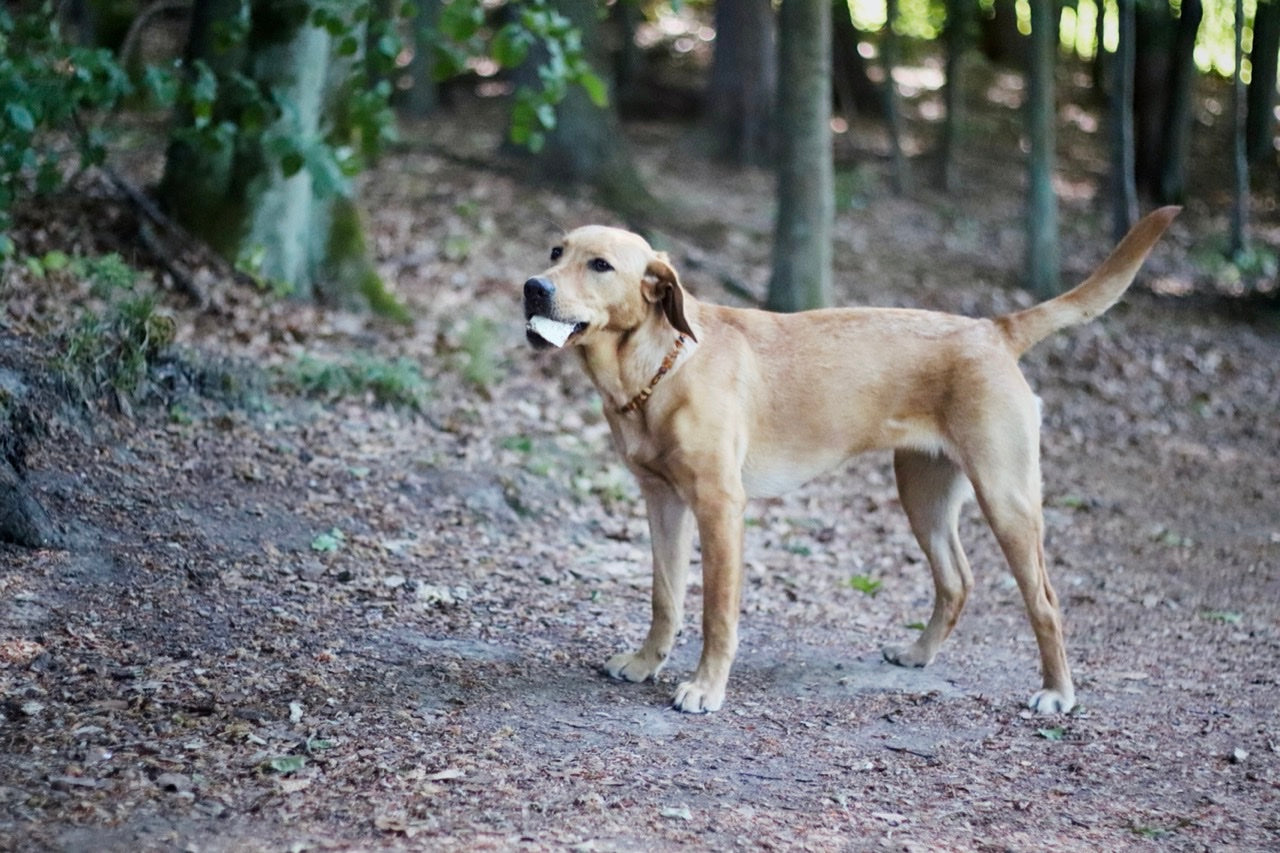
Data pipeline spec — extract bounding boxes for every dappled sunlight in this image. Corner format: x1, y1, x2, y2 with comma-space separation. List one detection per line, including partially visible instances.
987, 72, 1026, 109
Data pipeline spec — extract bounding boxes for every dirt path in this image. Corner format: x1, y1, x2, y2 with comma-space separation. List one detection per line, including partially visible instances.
2, 95, 1279, 850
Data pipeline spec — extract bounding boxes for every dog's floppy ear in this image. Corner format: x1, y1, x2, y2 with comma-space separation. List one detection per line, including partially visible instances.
642, 255, 697, 341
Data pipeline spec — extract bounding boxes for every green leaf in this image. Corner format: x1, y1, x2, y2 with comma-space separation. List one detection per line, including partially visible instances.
1037, 726, 1065, 741
280, 150, 305, 178
266, 755, 307, 774
849, 575, 883, 597
41, 250, 70, 271
492, 23, 530, 68
577, 70, 608, 107
311, 528, 346, 552
1202, 610, 1242, 625
4, 103, 34, 133
535, 101, 556, 131
142, 64, 179, 106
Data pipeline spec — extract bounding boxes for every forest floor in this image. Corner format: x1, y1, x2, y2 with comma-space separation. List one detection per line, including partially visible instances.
2, 65, 1279, 851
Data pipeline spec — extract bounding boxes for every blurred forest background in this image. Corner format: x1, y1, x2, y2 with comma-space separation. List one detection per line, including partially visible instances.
4, 0, 1280, 315
2, 1, 1279, 848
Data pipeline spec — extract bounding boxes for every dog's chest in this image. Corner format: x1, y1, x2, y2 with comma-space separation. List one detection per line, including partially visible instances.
607, 417, 661, 470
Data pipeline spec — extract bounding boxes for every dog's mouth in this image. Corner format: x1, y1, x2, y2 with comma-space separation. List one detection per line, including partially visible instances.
525, 315, 587, 349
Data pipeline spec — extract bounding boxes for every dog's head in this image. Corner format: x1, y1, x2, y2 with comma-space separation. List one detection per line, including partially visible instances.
523, 226, 696, 350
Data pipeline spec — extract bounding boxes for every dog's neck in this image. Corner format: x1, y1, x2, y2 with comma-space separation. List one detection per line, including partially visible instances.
618, 334, 687, 414
579, 320, 695, 415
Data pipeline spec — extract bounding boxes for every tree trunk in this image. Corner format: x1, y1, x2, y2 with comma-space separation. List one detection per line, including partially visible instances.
768, 0, 833, 312
159, 0, 400, 316
831, 0, 882, 120
939, 0, 971, 192
1132, 3, 1173, 197
1156, 0, 1201, 202
1134, 0, 1200, 203
1247, 0, 1280, 163
1230, 0, 1249, 257
707, 0, 777, 166
881, 0, 911, 194
1092, 0, 1108, 94
400, 0, 440, 116
1026, 0, 1059, 297
979, 0, 1028, 67
1110, 0, 1138, 242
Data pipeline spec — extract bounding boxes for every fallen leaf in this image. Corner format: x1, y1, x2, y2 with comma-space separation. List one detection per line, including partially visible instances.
425, 767, 464, 781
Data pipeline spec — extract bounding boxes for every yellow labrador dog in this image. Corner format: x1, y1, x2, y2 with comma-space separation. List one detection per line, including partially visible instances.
523, 207, 1178, 714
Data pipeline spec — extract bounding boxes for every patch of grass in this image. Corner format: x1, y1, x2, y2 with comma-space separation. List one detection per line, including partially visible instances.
849, 574, 883, 597
457, 316, 503, 391
783, 541, 813, 557
1201, 610, 1243, 625
284, 353, 430, 411
311, 528, 346, 553
52, 253, 176, 405
501, 435, 534, 454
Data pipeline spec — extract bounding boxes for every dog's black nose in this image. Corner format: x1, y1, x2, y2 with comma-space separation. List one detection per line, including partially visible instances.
524, 276, 555, 316
524, 277, 554, 301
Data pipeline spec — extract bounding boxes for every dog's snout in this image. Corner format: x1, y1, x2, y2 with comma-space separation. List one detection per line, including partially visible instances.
524, 276, 556, 316
524, 276, 554, 301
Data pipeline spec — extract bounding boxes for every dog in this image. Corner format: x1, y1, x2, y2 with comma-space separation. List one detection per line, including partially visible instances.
522, 207, 1178, 714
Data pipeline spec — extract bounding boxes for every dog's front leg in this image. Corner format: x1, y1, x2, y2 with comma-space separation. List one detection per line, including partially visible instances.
605, 477, 694, 684
672, 477, 745, 713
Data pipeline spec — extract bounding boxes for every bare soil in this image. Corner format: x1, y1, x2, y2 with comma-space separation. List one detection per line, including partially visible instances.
2, 69, 1279, 850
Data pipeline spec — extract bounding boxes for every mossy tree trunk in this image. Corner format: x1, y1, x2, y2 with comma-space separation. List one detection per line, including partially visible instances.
160, 0, 401, 316
1025, 0, 1059, 298
768, 0, 833, 312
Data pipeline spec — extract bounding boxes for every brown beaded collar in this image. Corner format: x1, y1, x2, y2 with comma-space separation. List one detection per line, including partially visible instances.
618, 335, 688, 415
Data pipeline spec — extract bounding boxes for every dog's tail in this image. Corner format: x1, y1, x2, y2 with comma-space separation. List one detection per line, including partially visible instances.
996, 206, 1180, 357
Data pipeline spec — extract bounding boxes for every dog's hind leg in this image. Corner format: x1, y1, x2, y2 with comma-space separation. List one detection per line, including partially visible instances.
605, 477, 694, 684
960, 397, 1076, 714
883, 449, 975, 669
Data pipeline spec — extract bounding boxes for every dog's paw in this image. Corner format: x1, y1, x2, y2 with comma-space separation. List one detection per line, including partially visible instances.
604, 651, 663, 683
672, 679, 725, 713
881, 643, 933, 669
1027, 688, 1075, 715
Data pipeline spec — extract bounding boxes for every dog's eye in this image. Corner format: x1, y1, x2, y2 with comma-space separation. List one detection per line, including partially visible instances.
589, 258, 613, 273
550, 246, 563, 261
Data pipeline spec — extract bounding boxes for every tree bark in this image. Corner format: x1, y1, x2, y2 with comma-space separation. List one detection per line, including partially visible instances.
881, 0, 910, 194
1133, 0, 1201, 203
1230, 0, 1249, 257
1110, 0, 1138, 242
1026, 0, 1059, 297
159, 0, 400, 315
768, 0, 833, 312
831, 0, 881, 120
1156, 0, 1202, 202
1247, 0, 1280, 163
707, 0, 777, 166
939, 0, 971, 192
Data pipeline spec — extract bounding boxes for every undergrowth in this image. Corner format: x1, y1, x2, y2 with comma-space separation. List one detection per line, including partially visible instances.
42, 252, 175, 407
282, 353, 431, 411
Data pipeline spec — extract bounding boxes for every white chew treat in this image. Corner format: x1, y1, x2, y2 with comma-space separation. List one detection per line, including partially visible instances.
529, 315, 577, 348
